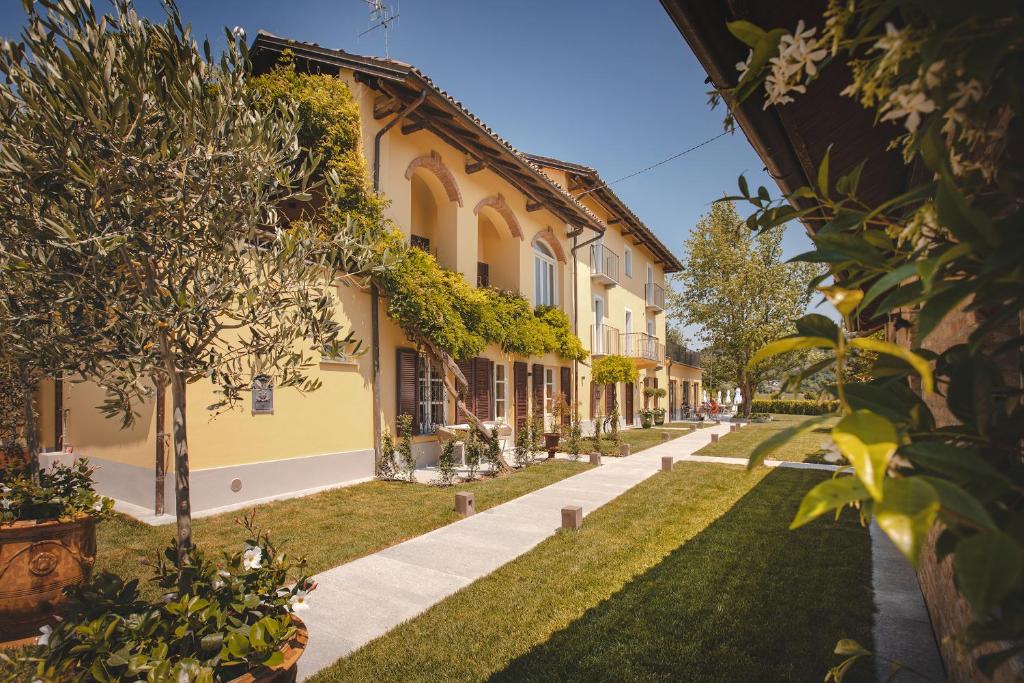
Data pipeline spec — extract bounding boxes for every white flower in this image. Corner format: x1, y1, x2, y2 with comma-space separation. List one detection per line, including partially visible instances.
872, 22, 904, 54
735, 49, 753, 78
38, 624, 52, 646
218, 569, 231, 578
922, 60, 945, 89
0, 484, 10, 493
242, 545, 263, 570
162, 592, 178, 603
762, 20, 826, 108
288, 591, 310, 612
232, 26, 246, 37
952, 79, 983, 109
211, 578, 225, 590
880, 84, 935, 133
0, 498, 12, 510
92, 499, 104, 512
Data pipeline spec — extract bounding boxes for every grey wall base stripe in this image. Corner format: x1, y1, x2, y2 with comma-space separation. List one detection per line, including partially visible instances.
39, 448, 375, 517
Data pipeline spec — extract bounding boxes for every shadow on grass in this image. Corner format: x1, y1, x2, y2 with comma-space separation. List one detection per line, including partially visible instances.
490, 468, 874, 683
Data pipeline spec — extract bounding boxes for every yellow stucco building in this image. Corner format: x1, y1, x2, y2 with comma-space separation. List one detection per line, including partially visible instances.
37, 33, 702, 518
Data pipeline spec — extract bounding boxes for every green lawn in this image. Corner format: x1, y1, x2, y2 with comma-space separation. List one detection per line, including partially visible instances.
694, 413, 839, 463
582, 425, 690, 456
312, 463, 873, 682
95, 459, 590, 598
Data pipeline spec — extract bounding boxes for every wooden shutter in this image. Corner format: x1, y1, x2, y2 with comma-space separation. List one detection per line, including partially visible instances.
532, 363, 544, 417
560, 367, 572, 426
605, 383, 616, 412
514, 362, 529, 432
473, 358, 493, 421
625, 382, 634, 425
654, 377, 660, 409
590, 380, 600, 418
396, 348, 419, 433
456, 358, 475, 421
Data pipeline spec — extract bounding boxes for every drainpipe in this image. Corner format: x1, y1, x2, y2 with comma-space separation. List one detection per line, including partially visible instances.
370, 89, 427, 462
569, 227, 604, 422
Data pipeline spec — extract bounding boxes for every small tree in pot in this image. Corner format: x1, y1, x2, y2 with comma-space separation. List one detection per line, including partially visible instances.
591, 355, 638, 431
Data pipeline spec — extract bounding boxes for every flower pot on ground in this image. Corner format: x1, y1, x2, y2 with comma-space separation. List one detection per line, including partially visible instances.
640, 410, 654, 429
0, 460, 110, 644
13, 511, 313, 681
653, 409, 666, 426
543, 432, 561, 459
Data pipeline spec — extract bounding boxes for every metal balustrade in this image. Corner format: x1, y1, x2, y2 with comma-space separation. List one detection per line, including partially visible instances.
645, 281, 665, 312
590, 244, 620, 286
590, 324, 621, 356
621, 331, 663, 362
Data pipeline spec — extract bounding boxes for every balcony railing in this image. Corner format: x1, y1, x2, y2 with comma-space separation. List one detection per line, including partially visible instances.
621, 331, 663, 363
666, 341, 700, 367
590, 324, 621, 356
645, 282, 665, 312
590, 244, 619, 287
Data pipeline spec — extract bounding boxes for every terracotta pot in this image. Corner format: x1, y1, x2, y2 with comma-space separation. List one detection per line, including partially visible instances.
227, 618, 308, 683
543, 432, 560, 458
0, 515, 96, 642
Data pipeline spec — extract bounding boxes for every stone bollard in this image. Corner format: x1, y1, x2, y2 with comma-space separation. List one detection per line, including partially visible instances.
589, 452, 602, 466
455, 491, 475, 517
619, 443, 631, 457
561, 505, 583, 530
730, 424, 738, 433
661, 456, 674, 472
661, 432, 671, 442
711, 433, 719, 443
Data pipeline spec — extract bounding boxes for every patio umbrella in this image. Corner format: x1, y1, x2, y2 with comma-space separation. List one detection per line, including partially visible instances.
734, 388, 743, 406
716, 390, 721, 404
702, 389, 708, 403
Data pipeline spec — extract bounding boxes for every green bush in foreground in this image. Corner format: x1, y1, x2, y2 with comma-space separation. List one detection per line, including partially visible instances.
751, 399, 839, 415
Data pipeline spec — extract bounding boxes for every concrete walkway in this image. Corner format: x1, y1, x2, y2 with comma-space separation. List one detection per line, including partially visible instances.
296, 422, 734, 679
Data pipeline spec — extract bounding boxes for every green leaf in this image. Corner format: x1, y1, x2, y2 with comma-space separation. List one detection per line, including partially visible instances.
875, 477, 940, 565
900, 442, 1010, 496
954, 531, 1023, 615
817, 144, 832, 199
748, 335, 836, 369
834, 639, 871, 656
795, 313, 839, 340
726, 20, 767, 48
819, 286, 864, 317
862, 262, 918, 308
747, 415, 833, 469
916, 283, 974, 343
847, 337, 933, 393
832, 410, 898, 500
919, 476, 995, 530
262, 650, 285, 668
790, 476, 869, 529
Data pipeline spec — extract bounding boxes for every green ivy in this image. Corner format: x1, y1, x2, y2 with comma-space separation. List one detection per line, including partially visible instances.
374, 234, 587, 362
591, 355, 638, 385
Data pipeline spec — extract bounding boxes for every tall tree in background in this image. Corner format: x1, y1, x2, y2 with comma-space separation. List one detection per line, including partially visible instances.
0, 0, 380, 565
670, 201, 819, 415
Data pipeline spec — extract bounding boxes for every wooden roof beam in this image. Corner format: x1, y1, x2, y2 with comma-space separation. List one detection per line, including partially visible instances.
465, 159, 487, 174
401, 119, 426, 135
373, 95, 401, 120
525, 199, 542, 212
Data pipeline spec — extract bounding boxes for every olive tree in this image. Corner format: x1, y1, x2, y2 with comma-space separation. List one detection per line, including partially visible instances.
0, 0, 379, 562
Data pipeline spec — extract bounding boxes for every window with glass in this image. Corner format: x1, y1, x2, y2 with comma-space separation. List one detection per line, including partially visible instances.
543, 367, 555, 431
417, 354, 446, 434
624, 246, 633, 277
494, 363, 507, 423
534, 241, 556, 307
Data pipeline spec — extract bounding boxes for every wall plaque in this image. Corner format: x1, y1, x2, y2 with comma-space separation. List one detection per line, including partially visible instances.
252, 374, 274, 414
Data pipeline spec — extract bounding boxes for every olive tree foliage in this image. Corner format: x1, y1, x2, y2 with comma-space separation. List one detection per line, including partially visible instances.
0, 0, 382, 561
669, 200, 820, 415
713, 2, 1021, 677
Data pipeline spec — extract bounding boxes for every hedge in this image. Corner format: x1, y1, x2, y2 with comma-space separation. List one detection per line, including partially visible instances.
750, 399, 839, 415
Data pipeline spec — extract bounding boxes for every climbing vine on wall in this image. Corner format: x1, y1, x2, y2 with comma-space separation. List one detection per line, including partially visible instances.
591, 355, 638, 385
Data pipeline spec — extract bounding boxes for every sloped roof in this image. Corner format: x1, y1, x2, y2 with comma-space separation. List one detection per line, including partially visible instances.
250, 32, 606, 234
523, 153, 683, 272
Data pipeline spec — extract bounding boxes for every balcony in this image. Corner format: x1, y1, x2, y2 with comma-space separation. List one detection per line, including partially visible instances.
621, 331, 663, 366
590, 244, 619, 287
645, 282, 665, 312
590, 324, 621, 357
666, 341, 700, 367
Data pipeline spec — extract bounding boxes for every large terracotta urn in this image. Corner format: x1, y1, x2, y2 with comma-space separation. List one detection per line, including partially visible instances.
543, 432, 561, 458
227, 618, 308, 683
0, 515, 96, 643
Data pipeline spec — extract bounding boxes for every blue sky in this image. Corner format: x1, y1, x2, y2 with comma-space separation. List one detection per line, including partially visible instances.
0, 1, 815, 340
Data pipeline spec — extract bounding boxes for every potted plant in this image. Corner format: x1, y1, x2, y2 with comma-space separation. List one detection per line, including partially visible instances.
640, 409, 654, 429
654, 408, 667, 426
0, 460, 112, 644
15, 512, 313, 682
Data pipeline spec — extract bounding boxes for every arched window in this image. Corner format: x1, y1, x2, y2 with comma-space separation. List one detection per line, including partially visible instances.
534, 240, 557, 307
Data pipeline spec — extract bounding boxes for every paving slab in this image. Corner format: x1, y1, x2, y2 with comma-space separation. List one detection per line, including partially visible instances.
297, 422, 734, 680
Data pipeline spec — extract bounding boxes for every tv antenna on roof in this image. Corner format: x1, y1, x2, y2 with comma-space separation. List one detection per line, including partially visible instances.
359, 0, 399, 58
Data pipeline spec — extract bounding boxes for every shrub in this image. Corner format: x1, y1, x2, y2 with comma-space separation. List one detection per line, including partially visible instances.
376, 429, 397, 479
565, 411, 583, 461
396, 414, 416, 482
464, 430, 481, 480
483, 428, 505, 474
0, 460, 112, 523
750, 399, 839, 415
606, 406, 620, 446
17, 512, 313, 681
513, 424, 531, 468
592, 415, 603, 452
434, 440, 456, 487
591, 355, 638, 385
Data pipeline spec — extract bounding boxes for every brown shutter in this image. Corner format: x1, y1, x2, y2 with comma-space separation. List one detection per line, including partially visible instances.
605, 383, 616, 412
591, 380, 600, 418
625, 382, 634, 425
396, 348, 418, 433
560, 366, 572, 426
473, 358, 493, 421
514, 361, 529, 432
654, 377, 660, 409
532, 363, 544, 418
456, 358, 475, 421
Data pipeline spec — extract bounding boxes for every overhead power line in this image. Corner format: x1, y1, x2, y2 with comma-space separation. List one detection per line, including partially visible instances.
575, 130, 730, 198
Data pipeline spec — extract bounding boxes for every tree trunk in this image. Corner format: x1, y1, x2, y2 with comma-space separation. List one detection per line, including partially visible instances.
154, 375, 166, 516
169, 370, 192, 569
742, 378, 754, 417
21, 368, 38, 480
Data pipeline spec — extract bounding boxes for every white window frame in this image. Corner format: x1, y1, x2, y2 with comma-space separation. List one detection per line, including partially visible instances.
647, 318, 656, 337
534, 241, 557, 307
624, 308, 633, 335
593, 293, 606, 354
417, 354, 447, 434
624, 246, 633, 277
493, 363, 508, 423
646, 263, 654, 284
543, 367, 556, 431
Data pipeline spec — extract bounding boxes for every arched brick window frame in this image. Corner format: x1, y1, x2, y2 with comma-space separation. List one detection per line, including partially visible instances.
473, 194, 523, 240
404, 150, 463, 206
531, 228, 567, 263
